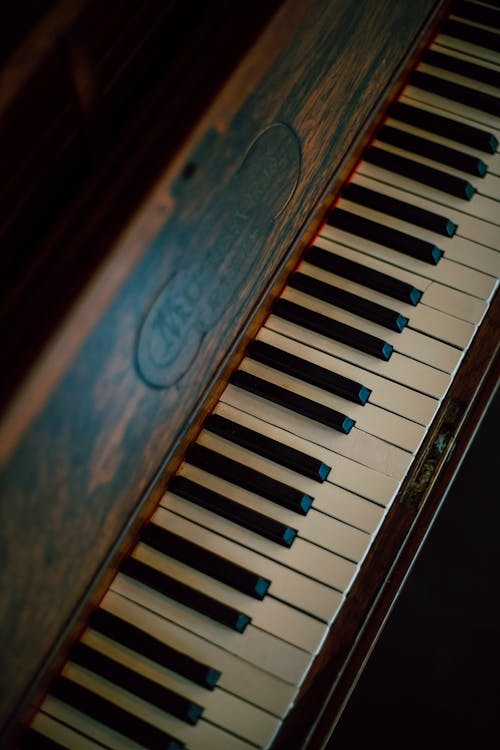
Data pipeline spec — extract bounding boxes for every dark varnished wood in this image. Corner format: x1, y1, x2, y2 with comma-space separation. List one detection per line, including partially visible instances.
0, 0, 455, 745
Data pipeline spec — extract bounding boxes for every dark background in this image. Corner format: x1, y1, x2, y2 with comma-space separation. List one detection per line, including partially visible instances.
327, 387, 499, 748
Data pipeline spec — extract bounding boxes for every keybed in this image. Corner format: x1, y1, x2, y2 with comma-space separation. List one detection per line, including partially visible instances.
25, 4, 499, 749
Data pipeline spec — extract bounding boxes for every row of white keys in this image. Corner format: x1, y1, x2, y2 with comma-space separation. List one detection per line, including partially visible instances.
34, 707, 145, 750
265, 315, 452, 403
78, 628, 282, 748
355, 153, 500, 257
255, 327, 439, 425
414, 56, 500, 118
430, 27, 500, 81
234, 356, 426, 451
348, 171, 500, 276
405, 76, 500, 133
162, 485, 360, 591
321, 201, 497, 299
213, 401, 397, 521
129, 541, 329, 653
417, 32, 500, 94
296, 259, 477, 350
355, 147, 500, 233
43, 663, 260, 750
367, 137, 500, 213
383, 109, 500, 180
221, 382, 414, 479
175, 462, 360, 588
111, 572, 313, 687
276, 285, 463, 374
101, 590, 297, 718
312, 235, 488, 325
153, 506, 344, 621
330, 195, 497, 302
400, 85, 500, 170
194, 430, 372, 559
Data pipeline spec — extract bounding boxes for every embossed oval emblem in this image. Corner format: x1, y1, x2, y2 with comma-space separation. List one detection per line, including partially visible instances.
137, 122, 301, 388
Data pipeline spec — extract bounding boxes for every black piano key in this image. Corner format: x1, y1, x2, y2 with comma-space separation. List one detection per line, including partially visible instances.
305, 246, 423, 306
121, 556, 251, 633
327, 206, 443, 265
390, 100, 498, 154
452, 0, 500, 31
441, 17, 500, 53
377, 124, 488, 177
51, 675, 184, 750
248, 339, 371, 405
274, 297, 393, 361
423, 48, 500, 89
140, 523, 270, 599
289, 270, 409, 331
21, 730, 65, 749
170, 475, 298, 548
364, 146, 476, 200
231, 369, 355, 434
89, 608, 221, 689
409, 69, 500, 118
186, 443, 314, 515
343, 181, 457, 237
70, 642, 203, 725
205, 412, 331, 482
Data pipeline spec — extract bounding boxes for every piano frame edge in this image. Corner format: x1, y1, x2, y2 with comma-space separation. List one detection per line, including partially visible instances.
272, 290, 500, 750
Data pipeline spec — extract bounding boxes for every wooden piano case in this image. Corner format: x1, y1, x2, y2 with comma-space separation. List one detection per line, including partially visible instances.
1, 0, 497, 747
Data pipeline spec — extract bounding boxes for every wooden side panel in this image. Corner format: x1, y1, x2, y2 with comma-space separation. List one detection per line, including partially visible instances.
0, 0, 438, 736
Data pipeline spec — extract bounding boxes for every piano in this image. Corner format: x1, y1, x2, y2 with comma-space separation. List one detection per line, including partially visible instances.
0, 0, 498, 747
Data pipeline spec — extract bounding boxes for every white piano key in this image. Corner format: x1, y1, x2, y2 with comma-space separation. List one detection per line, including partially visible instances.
237, 356, 426, 452
178, 460, 368, 570
399, 87, 500, 149
101, 590, 297, 717
214, 401, 399, 512
162, 487, 359, 591
404, 79, 500, 133
80, 628, 282, 748
352, 162, 500, 261
356, 152, 500, 236
417, 58, 500, 100
195, 430, 373, 554
56, 662, 259, 750
313, 235, 488, 324
369, 137, 500, 209
384, 110, 500, 177
152, 506, 344, 621
298, 260, 478, 350
111, 573, 313, 686
221, 383, 413, 478
434, 28, 500, 71
41, 698, 145, 750
279, 285, 463, 374
131, 541, 329, 653
322, 204, 497, 299
266, 315, 451, 402
336, 195, 498, 298
256, 327, 439, 426
31, 712, 108, 750
428, 40, 500, 86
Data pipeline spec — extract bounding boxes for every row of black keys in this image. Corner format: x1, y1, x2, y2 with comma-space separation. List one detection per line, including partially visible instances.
21, 403, 340, 750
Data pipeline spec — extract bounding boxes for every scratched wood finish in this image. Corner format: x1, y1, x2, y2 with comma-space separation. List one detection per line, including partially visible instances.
0, 0, 440, 742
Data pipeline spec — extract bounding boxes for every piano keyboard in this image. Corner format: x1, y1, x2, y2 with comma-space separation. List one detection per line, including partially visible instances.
24, 5, 499, 750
